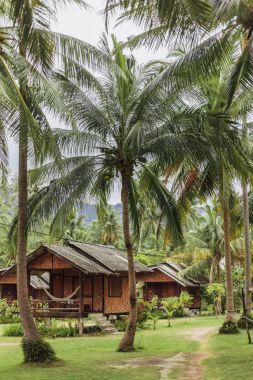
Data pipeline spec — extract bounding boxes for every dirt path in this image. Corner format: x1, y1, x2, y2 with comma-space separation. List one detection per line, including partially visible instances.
110, 326, 216, 380
0, 342, 19, 347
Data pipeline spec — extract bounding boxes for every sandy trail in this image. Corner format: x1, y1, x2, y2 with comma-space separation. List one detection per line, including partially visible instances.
110, 326, 216, 380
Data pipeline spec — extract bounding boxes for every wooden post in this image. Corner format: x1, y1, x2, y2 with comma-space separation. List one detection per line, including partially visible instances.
79, 271, 84, 335
242, 288, 252, 344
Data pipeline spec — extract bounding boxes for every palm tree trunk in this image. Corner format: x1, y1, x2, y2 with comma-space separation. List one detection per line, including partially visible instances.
118, 170, 137, 352
243, 181, 251, 314
209, 259, 215, 284
242, 115, 252, 316
223, 193, 235, 322
16, 124, 40, 340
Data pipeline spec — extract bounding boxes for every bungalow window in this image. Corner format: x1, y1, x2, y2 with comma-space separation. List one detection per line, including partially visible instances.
108, 276, 122, 297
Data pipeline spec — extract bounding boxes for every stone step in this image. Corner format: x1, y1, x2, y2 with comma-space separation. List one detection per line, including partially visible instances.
88, 313, 119, 335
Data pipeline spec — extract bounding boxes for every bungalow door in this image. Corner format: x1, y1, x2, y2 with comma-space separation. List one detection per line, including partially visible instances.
93, 275, 103, 312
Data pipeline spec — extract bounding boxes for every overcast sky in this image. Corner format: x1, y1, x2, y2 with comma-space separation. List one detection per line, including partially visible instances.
9, 1, 167, 204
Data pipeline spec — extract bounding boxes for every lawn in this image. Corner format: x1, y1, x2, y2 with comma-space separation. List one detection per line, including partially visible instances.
0, 317, 252, 379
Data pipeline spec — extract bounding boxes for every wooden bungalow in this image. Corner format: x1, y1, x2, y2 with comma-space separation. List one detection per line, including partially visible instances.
0, 241, 150, 318
137, 262, 208, 310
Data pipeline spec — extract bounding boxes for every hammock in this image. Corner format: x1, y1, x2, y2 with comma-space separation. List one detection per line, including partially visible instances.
37, 277, 80, 303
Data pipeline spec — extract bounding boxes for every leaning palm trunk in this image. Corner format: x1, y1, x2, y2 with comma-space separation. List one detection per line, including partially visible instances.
17, 126, 40, 340
118, 171, 137, 352
222, 193, 235, 322
242, 181, 251, 315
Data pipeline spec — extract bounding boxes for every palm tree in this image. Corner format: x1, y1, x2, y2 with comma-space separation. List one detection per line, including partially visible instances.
106, 1, 253, 317
170, 75, 252, 329
105, 1, 253, 100
172, 201, 224, 283
97, 205, 120, 245
2, 0, 108, 360
18, 36, 218, 351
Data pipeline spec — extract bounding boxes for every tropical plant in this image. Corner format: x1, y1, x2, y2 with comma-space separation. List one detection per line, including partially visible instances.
105, 0, 253, 323
97, 205, 120, 245
1, 0, 108, 361
161, 297, 179, 327
179, 291, 193, 310
145, 295, 160, 330
14, 34, 222, 351
206, 283, 225, 316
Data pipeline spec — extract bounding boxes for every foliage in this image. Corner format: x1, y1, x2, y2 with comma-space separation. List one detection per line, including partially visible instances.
219, 320, 240, 335
114, 317, 127, 332
179, 291, 193, 309
144, 296, 161, 330
161, 297, 179, 327
21, 338, 56, 363
237, 315, 253, 330
3, 322, 78, 338
3, 323, 23, 337
206, 283, 225, 316
0, 299, 19, 324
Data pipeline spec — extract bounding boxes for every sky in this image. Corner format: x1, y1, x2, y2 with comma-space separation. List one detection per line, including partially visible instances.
9, 0, 167, 204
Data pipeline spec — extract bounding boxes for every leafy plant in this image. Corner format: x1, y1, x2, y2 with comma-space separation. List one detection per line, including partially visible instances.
207, 283, 225, 317
161, 297, 179, 327
145, 296, 161, 330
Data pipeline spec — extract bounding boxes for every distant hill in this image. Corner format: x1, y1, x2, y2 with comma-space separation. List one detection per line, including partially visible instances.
80, 204, 122, 223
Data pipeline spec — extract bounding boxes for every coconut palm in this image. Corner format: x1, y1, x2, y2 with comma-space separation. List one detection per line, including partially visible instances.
105, 1, 253, 101
96, 205, 120, 245
14, 35, 224, 351
106, 0, 253, 317
1, 0, 111, 360
171, 76, 252, 328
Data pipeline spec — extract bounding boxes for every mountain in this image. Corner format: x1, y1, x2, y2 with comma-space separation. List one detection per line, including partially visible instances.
80, 204, 122, 223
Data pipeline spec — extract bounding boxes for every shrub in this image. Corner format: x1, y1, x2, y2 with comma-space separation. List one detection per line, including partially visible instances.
219, 320, 240, 334
22, 338, 56, 363
0, 299, 20, 324
114, 317, 127, 332
3, 322, 78, 338
161, 297, 179, 327
237, 315, 253, 329
3, 323, 23, 336
145, 296, 161, 330
137, 300, 149, 328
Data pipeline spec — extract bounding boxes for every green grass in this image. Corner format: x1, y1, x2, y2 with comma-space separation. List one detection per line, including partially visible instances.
204, 328, 253, 380
1, 316, 251, 380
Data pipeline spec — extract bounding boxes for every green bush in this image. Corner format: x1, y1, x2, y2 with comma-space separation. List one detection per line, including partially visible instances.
114, 317, 127, 332
22, 338, 56, 363
3, 322, 78, 338
237, 315, 253, 329
0, 299, 20, 324
3, 323, 23, 336
219, 320, 240, 334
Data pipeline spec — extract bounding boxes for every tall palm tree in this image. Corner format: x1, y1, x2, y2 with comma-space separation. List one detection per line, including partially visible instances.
105, 4, 253, 314
2, 0, 108, 360
17, 36, 218, 351
171, 74, 252, 329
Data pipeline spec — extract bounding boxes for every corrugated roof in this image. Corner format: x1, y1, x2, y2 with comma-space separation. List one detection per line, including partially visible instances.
149, 262, 207, 287
46, 245, 112, 274
1, 242, 150, 276
68, 241, 150, 273
30, 272, 50, 289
